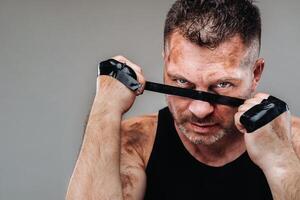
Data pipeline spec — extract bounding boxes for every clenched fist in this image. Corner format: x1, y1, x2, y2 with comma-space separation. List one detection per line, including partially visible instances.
95, 55, 146, 115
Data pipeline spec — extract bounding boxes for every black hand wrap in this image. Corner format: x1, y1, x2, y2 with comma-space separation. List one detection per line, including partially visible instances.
240, 96, 289, 133
98, 59, 289, 133
98, 59, 141, 91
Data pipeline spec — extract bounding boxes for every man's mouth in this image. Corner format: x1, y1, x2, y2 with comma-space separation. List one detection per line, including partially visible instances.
189, 122, 219, 133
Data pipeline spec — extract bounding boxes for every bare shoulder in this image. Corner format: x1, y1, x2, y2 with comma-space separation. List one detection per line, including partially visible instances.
292, 115, 300, 130
291, 115, 300, 158
121, 113, 158, 168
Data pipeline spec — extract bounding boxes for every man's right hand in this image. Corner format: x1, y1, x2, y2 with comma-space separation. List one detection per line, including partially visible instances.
66, 56, 146, 200
96, 55, 146, 115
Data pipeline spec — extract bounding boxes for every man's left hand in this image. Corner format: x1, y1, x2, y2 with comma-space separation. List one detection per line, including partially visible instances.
234, 93, 297, 171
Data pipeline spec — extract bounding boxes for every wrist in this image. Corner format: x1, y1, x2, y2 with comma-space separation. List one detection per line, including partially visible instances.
84, 101, 122, 149
92, 95, 125, 116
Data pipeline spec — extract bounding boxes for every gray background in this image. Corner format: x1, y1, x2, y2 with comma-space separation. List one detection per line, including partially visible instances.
0, 0, 299, 199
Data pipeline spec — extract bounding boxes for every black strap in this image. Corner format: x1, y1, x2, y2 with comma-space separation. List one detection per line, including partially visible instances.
99, 59, 245, 107
145, 81, 245, 107
98, 59, 141, 91
240, 96, 289, 133
99, 59, 289, 133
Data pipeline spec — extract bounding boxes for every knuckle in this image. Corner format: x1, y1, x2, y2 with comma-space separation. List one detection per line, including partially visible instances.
254, 93, 269, 99
136, 67, 142, 73
234, 112, 241, 123
238, 104, 249, 112
113, 55, 126, 62
244, 98, 254, 104
137, 74, 146, 84
244, 98, 260, 105
254, 93, 263, 98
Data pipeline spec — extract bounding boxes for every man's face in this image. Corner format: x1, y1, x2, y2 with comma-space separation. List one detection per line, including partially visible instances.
163, 32, 261, 145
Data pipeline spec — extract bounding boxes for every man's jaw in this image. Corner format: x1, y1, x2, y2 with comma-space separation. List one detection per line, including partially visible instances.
177, 123, 227, 145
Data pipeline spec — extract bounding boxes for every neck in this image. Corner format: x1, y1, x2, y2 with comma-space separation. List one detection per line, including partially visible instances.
175, 124, 246, 167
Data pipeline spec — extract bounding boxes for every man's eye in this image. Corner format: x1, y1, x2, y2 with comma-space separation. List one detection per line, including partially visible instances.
173, 78, 192, 88
216, 82, 232, 88
176, 79, 188, 84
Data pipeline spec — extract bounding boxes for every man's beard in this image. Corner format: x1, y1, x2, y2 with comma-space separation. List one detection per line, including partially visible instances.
177, 123, 233, 145
169, 105, 237, 145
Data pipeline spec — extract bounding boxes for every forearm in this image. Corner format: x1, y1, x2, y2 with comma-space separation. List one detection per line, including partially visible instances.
66, 98, 123, 200
263, 152, 300, 200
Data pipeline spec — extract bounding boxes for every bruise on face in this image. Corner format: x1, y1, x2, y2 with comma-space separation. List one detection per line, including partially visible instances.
164, 32, 255, 100
165, 33, 249, 85
166, 34, 184, 64
165, 32, 246, 69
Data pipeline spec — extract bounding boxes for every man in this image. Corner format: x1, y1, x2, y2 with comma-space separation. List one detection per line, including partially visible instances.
66, 0, 300, 199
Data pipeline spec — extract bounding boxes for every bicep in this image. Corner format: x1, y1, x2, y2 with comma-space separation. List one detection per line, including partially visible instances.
120, 130, 147, 200
119, 116, 157, 199
120, 165, 146, 200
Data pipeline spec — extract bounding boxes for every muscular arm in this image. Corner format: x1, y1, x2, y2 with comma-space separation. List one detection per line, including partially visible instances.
66, 56, 150, 200
263, 155, 300, 200
66, 106, 156, 200
264, 158, 300, 197
235, 93, 300, 200
264, 116, 300, 200
253, 116, 300, 200
262, 116, 300, 200
66, 98, 124, 200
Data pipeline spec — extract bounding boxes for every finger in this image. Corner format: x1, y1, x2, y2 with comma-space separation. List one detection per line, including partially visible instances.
135, 71, 146, 96
253, 93, 269, 100
238, 103, 253, 112
111, 55, 146, 95
112, 55, 142, 73
236, 93, 271, 133
243, 97, 264, 105
234, 111, 247, 133
238, 93, 270, 112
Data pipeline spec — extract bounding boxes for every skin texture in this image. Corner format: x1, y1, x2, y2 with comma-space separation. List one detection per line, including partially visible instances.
163, 32, 256, 166
292, 117, 300, 159
120, 115, 157, 199
66, 34, 300, 199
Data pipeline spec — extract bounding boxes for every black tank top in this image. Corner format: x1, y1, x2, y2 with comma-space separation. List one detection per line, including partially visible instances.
144, 107, 273, 200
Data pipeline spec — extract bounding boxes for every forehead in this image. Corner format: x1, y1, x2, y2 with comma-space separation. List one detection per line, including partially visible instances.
165, 32, 247, 81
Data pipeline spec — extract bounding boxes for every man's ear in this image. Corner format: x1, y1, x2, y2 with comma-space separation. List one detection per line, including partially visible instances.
251, 58, 265, 91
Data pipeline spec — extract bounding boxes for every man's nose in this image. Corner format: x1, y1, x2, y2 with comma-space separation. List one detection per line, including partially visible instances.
188, 100, 214, 119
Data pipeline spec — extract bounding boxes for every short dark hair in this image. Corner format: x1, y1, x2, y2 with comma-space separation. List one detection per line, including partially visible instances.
164, 0, 261, 49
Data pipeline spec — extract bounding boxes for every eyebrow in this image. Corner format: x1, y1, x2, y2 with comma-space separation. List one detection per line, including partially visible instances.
212, 77, 241, 83
167, 71, 241, 84
166, 71, 196, 86
167, 71, 190, 80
